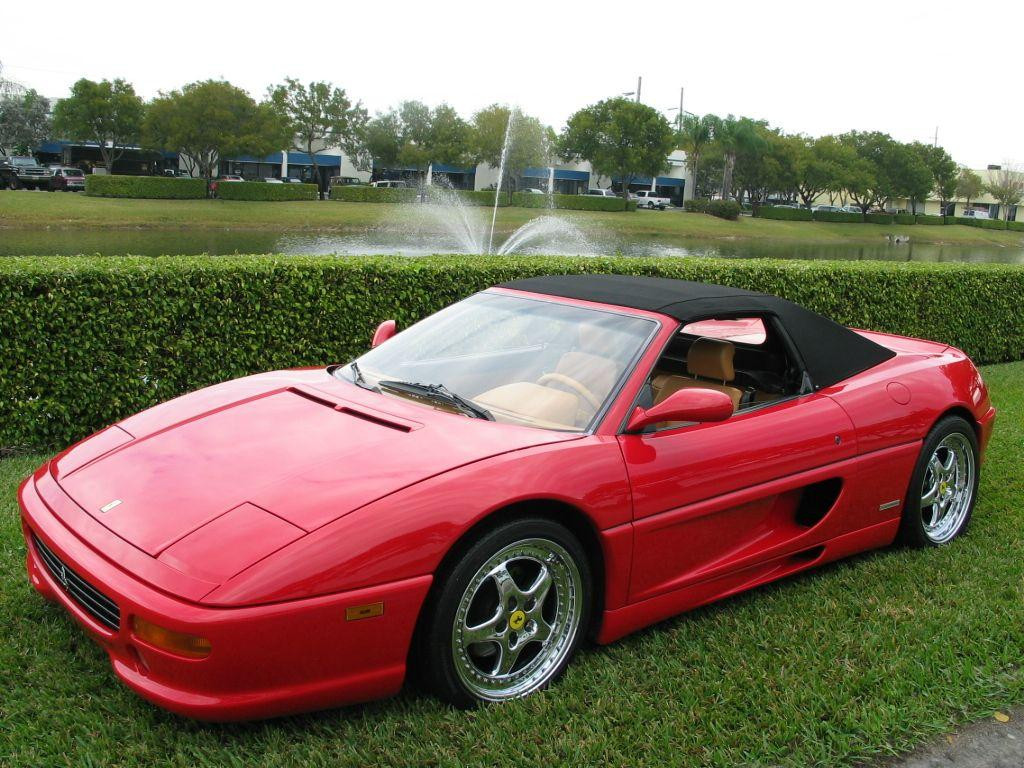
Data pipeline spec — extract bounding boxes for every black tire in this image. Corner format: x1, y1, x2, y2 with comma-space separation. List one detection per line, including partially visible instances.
417, 516, 591, 708
8, 178, 20, 190
898, 415, 979, 547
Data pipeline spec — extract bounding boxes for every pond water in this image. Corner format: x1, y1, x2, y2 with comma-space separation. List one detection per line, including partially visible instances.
2, 227, 1022, 263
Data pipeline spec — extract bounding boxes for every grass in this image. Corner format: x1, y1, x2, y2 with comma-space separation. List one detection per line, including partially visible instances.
2, 190, 1022, 247
1, 360, 1022, 767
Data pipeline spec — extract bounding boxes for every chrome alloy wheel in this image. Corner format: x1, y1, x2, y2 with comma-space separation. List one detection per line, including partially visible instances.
920, 432, 975, 544
451, 538, 583, 701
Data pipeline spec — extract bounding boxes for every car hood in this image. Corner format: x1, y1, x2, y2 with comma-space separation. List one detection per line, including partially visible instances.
53, 370, 580, 566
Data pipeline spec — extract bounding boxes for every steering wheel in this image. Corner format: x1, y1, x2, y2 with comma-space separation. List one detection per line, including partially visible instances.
536, 372, 602, 412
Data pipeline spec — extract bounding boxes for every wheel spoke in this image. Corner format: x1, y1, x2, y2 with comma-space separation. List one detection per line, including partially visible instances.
940, 450, 956, 473
495, 636, 523, 676
463, 607, 504, 645
524, 564, 553, 606
489, 563, 522, 606
920, 482, 938, 507
531, 617, 553, 644
929, 455, 944, 479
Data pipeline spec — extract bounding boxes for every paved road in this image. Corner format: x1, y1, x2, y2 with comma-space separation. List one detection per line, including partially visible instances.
881, 710, 1024, 767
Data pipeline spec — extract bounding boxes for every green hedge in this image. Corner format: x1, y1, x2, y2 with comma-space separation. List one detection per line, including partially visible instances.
812, 210, 863, 223
1008, 221, 1024, 232
706, 200, 741, 220
330, 185, 419, 203
757, 206, 813, 221
217, 181, 318, 201
893, 214, 917, 225
684, 198, 710, 213
3, 255, 1022, 451
865, 213, 894, 225
966, 218, 1008, 230
84, 175, 207, 199
916, 215, 945, 225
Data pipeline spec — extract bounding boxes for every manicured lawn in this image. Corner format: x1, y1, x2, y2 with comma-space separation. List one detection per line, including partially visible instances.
2, 190, 1022, 247
2, 361, 1022, 767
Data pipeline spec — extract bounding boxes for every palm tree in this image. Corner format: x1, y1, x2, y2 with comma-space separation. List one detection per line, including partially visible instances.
676, 114, 714, 199
714, 115, 762, 200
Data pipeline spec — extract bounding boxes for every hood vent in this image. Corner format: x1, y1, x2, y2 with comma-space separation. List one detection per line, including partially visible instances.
289, 387, 416, 432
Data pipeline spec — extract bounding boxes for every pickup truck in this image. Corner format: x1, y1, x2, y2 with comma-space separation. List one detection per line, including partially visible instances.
633, 190, 672, 210
0, 155, 51, 190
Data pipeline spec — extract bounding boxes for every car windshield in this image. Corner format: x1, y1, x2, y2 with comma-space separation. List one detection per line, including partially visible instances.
12, 157, 35, 166
336, 292, 656, 432
64, 169, 83, 177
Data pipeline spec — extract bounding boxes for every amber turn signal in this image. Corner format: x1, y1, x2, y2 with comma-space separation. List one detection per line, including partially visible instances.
132, 616, 211, 659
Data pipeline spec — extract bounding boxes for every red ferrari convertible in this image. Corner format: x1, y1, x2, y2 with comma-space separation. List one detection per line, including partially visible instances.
19, 274, 995, 719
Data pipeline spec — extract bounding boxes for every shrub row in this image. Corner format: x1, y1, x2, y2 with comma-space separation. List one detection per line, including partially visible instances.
811, 210, 864, 223
1009, 221, 1024, 232
916, 215, 946, 225
217, 181, 318, 201
893, 213, 917, 225
330, 185, 419, 203
865, 213, 895, 225
84, 175, 207, 199
684, 198, 710, 213
756, 206, 813, 221
706, 199, 741, 220
2, 255, 1022, 451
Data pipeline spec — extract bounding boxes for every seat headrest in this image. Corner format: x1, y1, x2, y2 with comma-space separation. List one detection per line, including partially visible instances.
687, 337, 735, 381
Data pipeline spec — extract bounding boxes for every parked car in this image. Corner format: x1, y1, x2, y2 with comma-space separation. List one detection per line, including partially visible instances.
371, 180, 410, 188
773, 203, 802, 209
161, 169, 191, 178
262, 177, 284, 184
18, 274, 995, 719
812, 205, 843, 213
634, 190, 671, 210
582, 188, 618, 198
282, 177, 305, 184
839, 206, 862, 215
330, 176, 363, 187
48, 166, 86, 192
0, 155, 51, 190
963, 209, 990, 219
520, 187, 546, 195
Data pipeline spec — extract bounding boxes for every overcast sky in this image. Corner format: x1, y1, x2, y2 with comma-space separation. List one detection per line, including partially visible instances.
3, 0, 1021, 168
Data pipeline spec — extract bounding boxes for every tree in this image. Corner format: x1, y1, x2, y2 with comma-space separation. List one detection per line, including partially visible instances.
0, 88, 50, 156
793, 135, 858, 209
837, 131, 904, 212
711, 115, 764, 200
363, 101, 471, 177
887, 142, 933, 214
52, 78, 143, 174
558, 97, 674, 198
675, 114, 714, 199
913, 143, 958, 215
268, 78, 367, 194
733, 126, 789, 209
955, 168, 984, 215
471, 104, 550, 196
143, 80, 289, 181
985, 167, 1024, 220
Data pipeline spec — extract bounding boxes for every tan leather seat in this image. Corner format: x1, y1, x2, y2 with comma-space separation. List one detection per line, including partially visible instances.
549, 322, 621, 405
651, 337, 743, 410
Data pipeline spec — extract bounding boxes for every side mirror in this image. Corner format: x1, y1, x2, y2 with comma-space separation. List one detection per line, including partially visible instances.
371, 320, 397, 348
627, 387, 734, 432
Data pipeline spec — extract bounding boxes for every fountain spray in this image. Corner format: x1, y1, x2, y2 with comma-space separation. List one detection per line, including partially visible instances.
487, 108, 516, 255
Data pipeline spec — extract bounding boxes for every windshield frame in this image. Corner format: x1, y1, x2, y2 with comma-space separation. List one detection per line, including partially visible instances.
335, 289, 662, 434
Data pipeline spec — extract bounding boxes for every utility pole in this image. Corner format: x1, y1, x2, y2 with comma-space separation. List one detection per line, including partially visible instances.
678, 87, 685, 130
933, 126, 939, 147
636, 76, 642, 103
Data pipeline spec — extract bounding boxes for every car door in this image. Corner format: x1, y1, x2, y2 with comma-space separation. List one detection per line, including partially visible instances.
619, 390, 858, 604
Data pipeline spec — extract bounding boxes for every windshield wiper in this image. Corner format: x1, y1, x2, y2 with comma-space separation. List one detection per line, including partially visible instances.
377, 380, 494, 421
347, 360, 377, 391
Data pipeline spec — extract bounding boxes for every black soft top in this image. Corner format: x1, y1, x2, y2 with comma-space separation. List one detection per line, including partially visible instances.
500, 273, 895, 389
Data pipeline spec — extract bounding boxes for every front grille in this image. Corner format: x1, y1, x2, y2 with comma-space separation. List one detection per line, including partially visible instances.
32, 533, 121, 631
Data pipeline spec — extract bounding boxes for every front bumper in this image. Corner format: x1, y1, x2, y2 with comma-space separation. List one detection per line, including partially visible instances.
19, 471, 432, 720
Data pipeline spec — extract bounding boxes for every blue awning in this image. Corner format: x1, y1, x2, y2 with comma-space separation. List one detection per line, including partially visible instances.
228, 152, 341, 167
432, 163, 475, 174
522, 167, 590, 181
613, 175, 685, 187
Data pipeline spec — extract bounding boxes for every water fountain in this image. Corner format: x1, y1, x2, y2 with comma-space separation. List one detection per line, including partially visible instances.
406, 107, 594, 256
